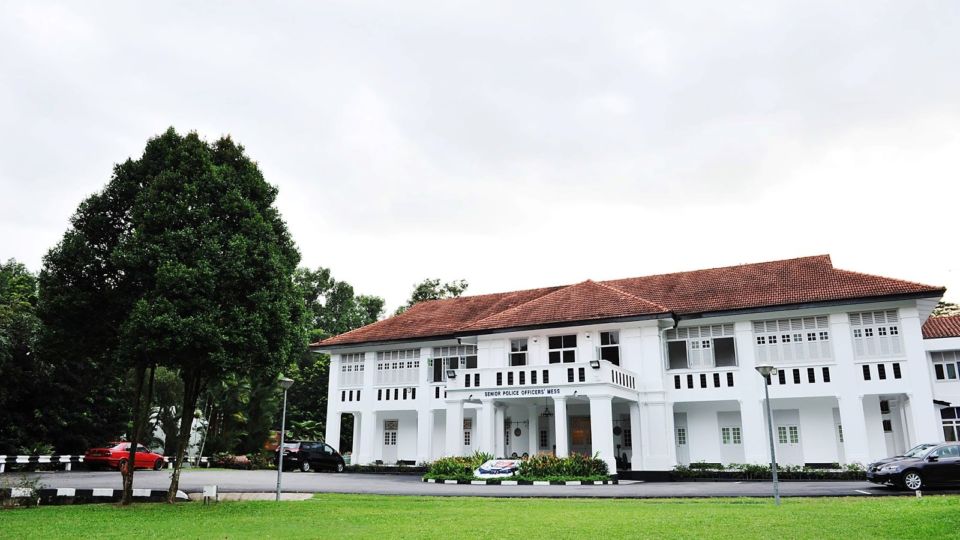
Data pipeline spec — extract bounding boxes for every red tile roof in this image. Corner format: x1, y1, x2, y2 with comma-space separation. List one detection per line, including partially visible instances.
315, 255, 945, 348
923, 315, 960, 339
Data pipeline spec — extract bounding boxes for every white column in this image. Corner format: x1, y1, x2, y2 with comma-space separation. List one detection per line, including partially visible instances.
636, 323, 676, 470
528, 404, 540, 456
351, 413, 361, 458
325, 354, 342, 452
900, 307, 943, 443
829, 313, 872, 465
628, 401, 643, 470
416, 409, 433, 464
495, 406, 506, 457
553, 396, 569, 457
444, 399, 464, 456
734, 321, 770, 464
357, 411, 377, 465
477, 400, 496, 455
325, 410, 342, 454
590, 395, 616, 474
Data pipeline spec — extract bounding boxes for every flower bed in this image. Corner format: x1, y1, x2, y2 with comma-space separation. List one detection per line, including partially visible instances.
672, 462, 865, 481
422, 452, 612, 483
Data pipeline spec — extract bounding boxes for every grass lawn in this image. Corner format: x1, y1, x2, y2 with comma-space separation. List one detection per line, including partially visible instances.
2, 494, 959, 539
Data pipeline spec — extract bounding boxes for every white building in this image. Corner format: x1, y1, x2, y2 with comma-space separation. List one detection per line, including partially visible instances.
314, 255, 960, 477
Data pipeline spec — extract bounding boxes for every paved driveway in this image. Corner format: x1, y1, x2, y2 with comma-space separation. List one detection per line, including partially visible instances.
6, 469, 957, 498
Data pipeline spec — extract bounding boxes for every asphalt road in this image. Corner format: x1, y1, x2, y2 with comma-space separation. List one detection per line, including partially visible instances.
5, 469, 957, 498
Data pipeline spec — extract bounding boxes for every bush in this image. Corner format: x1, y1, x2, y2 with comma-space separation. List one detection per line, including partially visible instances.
246, 450, 276, 470
425, 452, 609, 481
211, 453, 252, 470
518, 453, 608, 478
671, 462, 866, 480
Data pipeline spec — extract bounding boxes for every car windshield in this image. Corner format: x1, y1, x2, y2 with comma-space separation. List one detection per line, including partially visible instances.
903, 444, 938, 458
283, 443, 300, 449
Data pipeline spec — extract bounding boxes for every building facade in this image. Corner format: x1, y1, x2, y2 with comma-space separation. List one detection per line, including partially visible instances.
314, 255, 959, 475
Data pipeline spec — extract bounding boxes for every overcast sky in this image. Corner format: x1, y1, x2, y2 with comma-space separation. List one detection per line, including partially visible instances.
2, 1, 958, 311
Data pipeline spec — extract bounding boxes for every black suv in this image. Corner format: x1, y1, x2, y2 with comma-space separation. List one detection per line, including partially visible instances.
867, 442, 960, 490
276, 440, 346, 473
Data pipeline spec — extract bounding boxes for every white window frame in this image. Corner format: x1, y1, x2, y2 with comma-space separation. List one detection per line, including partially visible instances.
676, 427, 687, 445
850, 310, 903, 359
548, 335, 577, 364
599, 331, 621, 365
510, 339, 528, 366
753, 316, 832, 365
665, 324, 737, 370
932, 351, 960, 381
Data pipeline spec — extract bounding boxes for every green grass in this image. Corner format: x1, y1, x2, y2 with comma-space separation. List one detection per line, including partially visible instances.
2, 494, 959, 539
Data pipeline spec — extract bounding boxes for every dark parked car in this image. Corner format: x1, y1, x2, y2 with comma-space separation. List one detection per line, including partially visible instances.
276, 440, 345, 472
867, 442, 960, 490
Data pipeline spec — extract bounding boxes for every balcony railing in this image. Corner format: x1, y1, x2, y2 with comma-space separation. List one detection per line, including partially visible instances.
452, 360, 637, 392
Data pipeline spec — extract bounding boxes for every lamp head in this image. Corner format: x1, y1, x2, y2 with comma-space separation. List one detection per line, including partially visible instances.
446, 369, 457, 379
278, 375, 295, 390
754, 364, 776, 377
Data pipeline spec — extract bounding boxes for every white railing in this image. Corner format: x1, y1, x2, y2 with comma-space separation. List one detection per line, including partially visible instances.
453, 360, 637, 392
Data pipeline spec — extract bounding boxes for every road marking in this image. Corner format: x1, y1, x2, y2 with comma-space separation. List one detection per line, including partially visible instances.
854, 490, 873, 495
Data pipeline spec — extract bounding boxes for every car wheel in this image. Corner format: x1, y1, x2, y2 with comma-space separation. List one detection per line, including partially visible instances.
902, 471, 923, 491
336, 462, 345, 473
117, 458, 128, 472
154, 459, 164, 471
300, 461, 311, 472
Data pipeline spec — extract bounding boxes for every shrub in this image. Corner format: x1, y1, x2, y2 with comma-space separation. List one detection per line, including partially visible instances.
247, 450, 276, 470
518, 453, 609, 478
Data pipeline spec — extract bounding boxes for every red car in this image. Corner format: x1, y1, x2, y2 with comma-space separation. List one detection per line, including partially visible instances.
84, 442, 165, 471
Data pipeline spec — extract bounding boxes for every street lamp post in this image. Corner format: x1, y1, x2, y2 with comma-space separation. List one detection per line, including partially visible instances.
275, 375, 295, 502
754, 364, 781, 506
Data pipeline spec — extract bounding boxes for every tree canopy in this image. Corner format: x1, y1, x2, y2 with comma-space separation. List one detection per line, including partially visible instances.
395, 278, 468, 315
40, 128, 307, 501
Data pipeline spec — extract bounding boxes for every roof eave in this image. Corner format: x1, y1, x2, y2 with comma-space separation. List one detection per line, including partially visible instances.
677, 291, 946, 320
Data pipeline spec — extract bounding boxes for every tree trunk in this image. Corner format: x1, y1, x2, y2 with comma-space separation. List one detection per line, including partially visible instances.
166, 369, 202, 503
121, 363, 147, 505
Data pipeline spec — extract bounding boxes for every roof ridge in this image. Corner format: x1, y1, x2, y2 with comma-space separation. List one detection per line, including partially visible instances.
831, 267, 944, 291
602, 254, 833, 284
590, 279, 671, 312
460, 282, 583, 330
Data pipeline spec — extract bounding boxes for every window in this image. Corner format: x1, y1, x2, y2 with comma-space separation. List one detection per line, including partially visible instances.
665, 324, 736, 369
838, 424, 844, 443
753, 316, 831, 364
376, 349, 420, 385
882, 420, 893, 433
849, 310, 903, 358
788, 426, 799, 443
676, 427, 687, 445
510, 339, 528, 366
624, 428, 632, 447
504, 428, 511, 447
540, 430, 548, 448
548, 335, 577, 364
932, 351, 960, 381
777, 426, 788, 444
942, 408, 960, 442
599, 331, 620, 365
383, 420, 398, 445
721, 427, 741, 445
339, 353, 366, 387
880, 400, 890, 414
431, 345, 477, 382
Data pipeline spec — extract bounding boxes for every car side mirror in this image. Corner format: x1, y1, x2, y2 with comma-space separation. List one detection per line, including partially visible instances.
927, 455, 938, 462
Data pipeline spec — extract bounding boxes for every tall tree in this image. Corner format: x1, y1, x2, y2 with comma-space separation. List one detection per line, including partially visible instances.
395, 278, 469, 315
0, 259, 45, 454
286, 268, 384, 449
40, 128, 306, 503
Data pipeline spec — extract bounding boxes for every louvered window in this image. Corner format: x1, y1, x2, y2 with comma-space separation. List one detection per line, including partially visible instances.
752, 316, 832, 364
339, 353, 366, 387
665, 324, 737, 369
849, 310, 903, 359
375, 349, 420, 385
